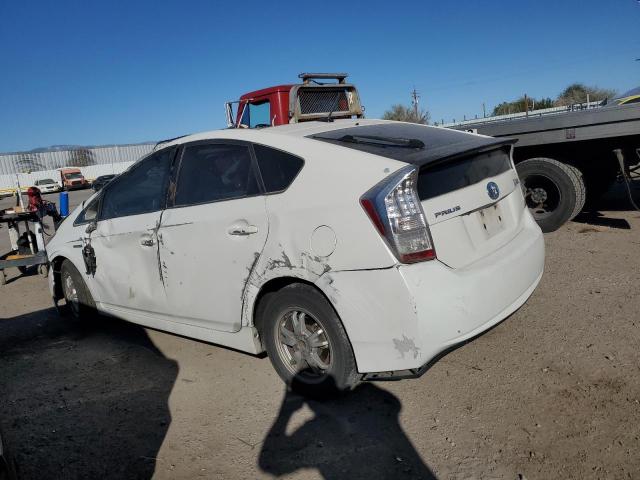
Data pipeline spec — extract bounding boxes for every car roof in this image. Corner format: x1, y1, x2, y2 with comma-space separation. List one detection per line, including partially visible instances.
162, 119, 513, 168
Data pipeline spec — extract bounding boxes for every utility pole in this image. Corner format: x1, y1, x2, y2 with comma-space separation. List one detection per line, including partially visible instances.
411, 87, 420, 120
482, 102, 486, 118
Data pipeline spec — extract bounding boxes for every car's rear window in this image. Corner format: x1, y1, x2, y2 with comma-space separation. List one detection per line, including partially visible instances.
417, 147, 512, 201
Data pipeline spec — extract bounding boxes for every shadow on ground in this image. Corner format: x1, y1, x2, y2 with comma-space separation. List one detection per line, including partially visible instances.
0, 308, 177, 479
572, 182, 639, 230
259, 381, 437, 480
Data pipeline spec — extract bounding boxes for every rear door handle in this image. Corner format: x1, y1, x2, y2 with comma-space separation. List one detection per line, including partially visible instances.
140, 234, 156, 247
228, 225, 258, 236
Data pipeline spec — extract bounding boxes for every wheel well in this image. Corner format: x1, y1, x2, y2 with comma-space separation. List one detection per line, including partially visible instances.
253, 277, 313, 333
51, 256, 67, 300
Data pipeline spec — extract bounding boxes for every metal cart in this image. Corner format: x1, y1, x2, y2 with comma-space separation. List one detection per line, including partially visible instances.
0, 210, 49, 286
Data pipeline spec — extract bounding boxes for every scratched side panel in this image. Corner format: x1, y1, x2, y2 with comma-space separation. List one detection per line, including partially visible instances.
239, 135, 404, 328
158, 196, 269, 333
89, 212, 168, 316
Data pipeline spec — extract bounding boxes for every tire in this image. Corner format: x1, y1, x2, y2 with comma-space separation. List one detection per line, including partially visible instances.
60, 259, 96, 320
261, 283, 359, 397
516, 157, 586, 233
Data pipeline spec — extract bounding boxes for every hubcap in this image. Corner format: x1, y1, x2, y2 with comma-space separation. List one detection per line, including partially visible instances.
63, 273, 80, 315
523, 174, 561, 220
275, 309, 332, 381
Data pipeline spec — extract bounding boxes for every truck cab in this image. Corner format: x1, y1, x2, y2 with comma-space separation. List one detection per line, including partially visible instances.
59, 168, 88, 191
225, 73, 364, 128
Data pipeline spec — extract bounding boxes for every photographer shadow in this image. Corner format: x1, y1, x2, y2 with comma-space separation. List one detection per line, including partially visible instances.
259, 378, 437, 480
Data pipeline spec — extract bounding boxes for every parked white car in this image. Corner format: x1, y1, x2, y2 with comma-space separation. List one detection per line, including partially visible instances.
46, 119, 544, 395
34, 178, 61, 194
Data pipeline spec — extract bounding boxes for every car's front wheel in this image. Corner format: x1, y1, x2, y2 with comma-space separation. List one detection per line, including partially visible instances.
261, 283, 359, 397
60, 259, 96, 320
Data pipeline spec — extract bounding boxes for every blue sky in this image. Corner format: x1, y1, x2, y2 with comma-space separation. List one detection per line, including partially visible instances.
1, 0, 639, 152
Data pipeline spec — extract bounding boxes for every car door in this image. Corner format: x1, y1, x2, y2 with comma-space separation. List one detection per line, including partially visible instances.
157, 141, 268, 333
86, 147, 175, 318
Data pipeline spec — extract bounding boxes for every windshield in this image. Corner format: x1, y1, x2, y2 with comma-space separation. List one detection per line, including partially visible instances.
64, 172, 83, 179
38, 179, 55, 184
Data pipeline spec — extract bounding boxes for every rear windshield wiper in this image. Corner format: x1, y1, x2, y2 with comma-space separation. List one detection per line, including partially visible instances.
335, 134, 425, 149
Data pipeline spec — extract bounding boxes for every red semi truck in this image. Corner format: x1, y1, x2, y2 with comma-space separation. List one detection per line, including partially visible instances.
225, 73, 364, 128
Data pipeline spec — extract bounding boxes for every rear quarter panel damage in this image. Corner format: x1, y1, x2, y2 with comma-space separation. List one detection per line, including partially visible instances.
238, 134, 405, 330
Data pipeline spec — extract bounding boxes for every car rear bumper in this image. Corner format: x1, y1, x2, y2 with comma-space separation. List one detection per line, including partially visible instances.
316, 210, 544, 373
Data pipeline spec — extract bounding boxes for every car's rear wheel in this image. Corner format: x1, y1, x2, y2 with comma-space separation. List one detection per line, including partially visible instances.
261, 283, 359, 397
60, 259, 96, 320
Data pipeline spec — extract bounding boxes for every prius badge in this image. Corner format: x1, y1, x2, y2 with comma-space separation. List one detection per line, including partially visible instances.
487, 181, 500, 200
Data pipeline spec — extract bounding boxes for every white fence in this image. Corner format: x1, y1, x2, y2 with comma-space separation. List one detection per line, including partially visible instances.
0, 143, 154, 192
0, 162, 135, 193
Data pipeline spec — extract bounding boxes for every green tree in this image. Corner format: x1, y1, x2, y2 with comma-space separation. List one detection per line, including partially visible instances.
491, 96, 555, 116
555, 83, 617, 106
382, 104, 430, 124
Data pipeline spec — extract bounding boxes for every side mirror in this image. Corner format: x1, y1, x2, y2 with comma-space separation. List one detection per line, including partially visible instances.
85, 222, 97, 235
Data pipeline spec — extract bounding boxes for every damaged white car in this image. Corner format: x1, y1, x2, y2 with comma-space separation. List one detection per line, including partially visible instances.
46, 119, 544, 395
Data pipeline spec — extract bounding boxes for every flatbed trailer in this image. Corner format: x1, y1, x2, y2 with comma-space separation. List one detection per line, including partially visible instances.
448, 103, 640, 231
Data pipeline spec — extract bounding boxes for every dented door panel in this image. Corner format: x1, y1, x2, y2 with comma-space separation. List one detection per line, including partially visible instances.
89, 211, 167, 315
158, 196, 269, 333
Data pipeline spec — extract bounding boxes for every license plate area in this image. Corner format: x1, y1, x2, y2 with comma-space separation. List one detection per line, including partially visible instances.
477, 203, 505, 238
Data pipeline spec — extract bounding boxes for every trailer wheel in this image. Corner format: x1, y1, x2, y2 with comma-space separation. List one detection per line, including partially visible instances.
516, 158, 586, 233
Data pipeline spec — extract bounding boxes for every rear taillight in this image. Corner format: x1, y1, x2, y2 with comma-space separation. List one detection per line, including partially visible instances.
360, 166, 435, 263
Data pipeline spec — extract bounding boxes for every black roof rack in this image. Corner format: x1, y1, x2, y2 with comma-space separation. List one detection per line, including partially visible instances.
298, 73, 348, 84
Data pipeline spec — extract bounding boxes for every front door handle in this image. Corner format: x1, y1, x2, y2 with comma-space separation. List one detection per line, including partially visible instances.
228, 225, 258, 236
140, 235, 156, 247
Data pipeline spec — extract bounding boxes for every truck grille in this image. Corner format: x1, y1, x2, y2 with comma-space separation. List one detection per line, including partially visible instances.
298, 88, 350, 115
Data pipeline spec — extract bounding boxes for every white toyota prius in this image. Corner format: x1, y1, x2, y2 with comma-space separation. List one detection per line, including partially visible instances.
47, 119, 544, 395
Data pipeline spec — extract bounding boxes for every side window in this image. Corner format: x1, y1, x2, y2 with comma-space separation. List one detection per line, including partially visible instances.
174, 143, 259, 206
74, 195, 100, 225
253, 144, 304, 193
100, 148, 173, 220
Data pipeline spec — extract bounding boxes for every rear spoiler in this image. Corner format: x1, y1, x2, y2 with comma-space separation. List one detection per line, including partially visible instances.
310, 123, 517, 168
413, 137, 518, 169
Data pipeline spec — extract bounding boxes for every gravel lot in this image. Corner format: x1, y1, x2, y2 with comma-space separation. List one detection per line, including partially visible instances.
1, 187, 639, 479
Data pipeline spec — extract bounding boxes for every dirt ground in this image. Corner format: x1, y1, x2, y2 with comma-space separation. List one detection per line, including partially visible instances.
0, 188, 639, 479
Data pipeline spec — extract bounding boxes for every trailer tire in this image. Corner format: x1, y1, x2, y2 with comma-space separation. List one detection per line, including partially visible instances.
517, 157, 586, 233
